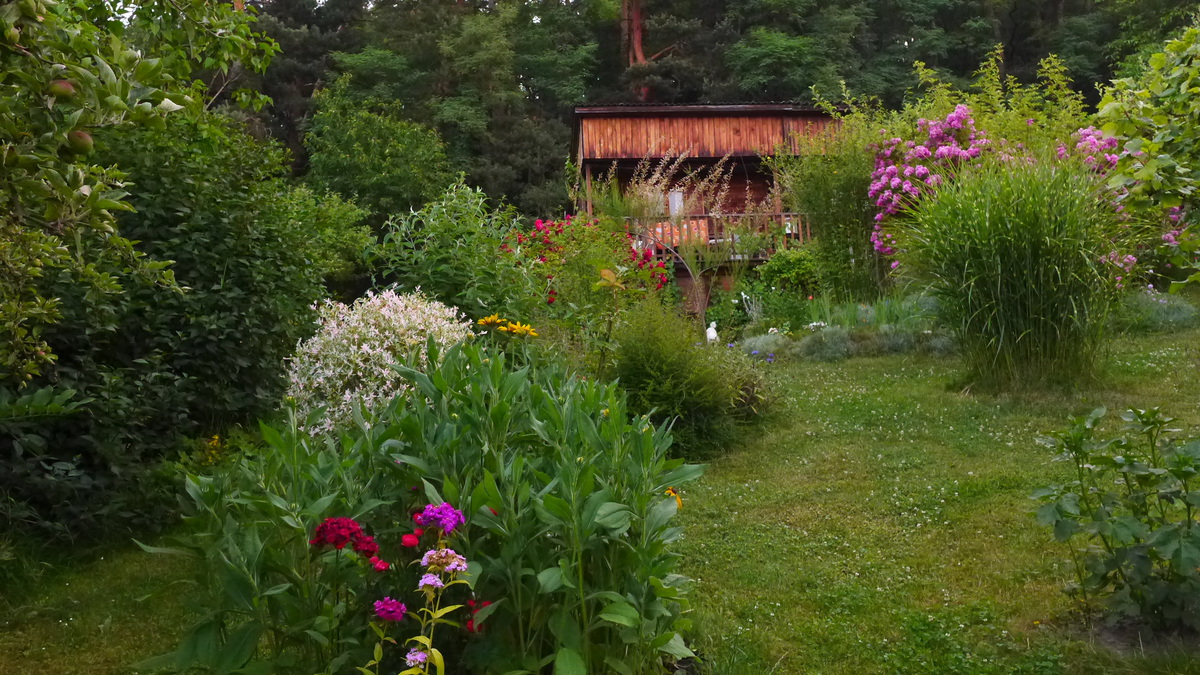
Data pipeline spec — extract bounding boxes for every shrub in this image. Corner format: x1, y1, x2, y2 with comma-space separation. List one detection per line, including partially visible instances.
613, 299, 771, 458
154, 343, 702, 674
305, 79, 453, 222
1111, 287, 1200, 333
1034, 408, 1200, 629
2, 112, 331, 544
772, 126, 882, 300
375, 183, 535, 319
755, 244, 821, 294
903, 161, 1127, 387
286, 290, 473, 435
281, 185, 373, 286
796, 327, 852, 362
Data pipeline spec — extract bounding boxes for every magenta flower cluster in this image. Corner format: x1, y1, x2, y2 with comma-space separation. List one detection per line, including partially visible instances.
868, 105, 990, 261
374, 597, 407, 622
1057, 126, 1120, 171
415, 502, 466, 534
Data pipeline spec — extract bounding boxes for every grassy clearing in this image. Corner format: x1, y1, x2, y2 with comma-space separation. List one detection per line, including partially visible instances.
677, 329, 1200, 674
0, 543, 195, 673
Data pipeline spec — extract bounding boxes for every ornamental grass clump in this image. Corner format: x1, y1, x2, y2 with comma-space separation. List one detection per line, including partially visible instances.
903, 160, 1126, 388
286, 290, 473, 434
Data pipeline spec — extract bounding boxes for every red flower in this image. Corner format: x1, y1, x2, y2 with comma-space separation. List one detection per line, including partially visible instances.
401, 533, 420, 547
370, 556, 390, 572
413, 512, 424, 525
547, 296, 556, 304
310, 517, 363, 550
351, 532, 379, 557
467, 619, 476, 632
414, 528, 425, 537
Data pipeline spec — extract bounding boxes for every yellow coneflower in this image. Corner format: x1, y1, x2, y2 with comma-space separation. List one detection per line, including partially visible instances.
477, 314, 505, 328
665, 487, 682, 510
504, 321, 539, 338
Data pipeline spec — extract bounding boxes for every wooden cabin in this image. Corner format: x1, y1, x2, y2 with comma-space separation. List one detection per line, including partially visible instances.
574, 103, 835, 250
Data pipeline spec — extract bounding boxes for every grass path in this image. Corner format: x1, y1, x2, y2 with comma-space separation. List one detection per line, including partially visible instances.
0, 543, 194, 673
677, 329, 1200, 673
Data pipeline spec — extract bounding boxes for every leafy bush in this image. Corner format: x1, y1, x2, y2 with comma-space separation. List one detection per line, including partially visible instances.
1111, 287, 1200, 333
1, 112, 332, 544
0, 0, 272, 383
1099, 22, 1200, 238
286, 290, 474, 435
154, 343, 702, 674
613, 299, 771, 458
903, 161, 1126, 387
755, 244, 821, 294
375, 183, 535, 319
281, 185, 373, 286
305, 79, 453, 222
772, 126, 882, 300
1034, 408, 1200, 629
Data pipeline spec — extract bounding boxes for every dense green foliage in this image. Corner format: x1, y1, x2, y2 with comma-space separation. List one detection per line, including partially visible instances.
903, 160, 1127, 387
305, 81, 453, 222
375, 183, 534, 319
153, 342, 701, 674
1, 112, 337, 546
1035, 408, 1200, 629
613, 299, 771, 458
0, 0, 275, 383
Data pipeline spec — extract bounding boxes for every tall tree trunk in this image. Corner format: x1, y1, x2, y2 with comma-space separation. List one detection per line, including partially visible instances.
622, 0, 651, 100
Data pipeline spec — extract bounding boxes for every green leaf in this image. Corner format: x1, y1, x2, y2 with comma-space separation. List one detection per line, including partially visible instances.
214, 622, 263, 675
553, 648, 586, 675
599, 601, 641, 627
655, 632, 695, 659
537, 566, 564, 593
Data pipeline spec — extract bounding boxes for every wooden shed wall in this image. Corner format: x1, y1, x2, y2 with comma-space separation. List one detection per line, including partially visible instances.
579, 114, 833, 160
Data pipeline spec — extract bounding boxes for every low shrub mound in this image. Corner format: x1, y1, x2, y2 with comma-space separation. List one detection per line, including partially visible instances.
613, 299, 771, 458
1111, 288, 1200, 333
286, 290, 473, 434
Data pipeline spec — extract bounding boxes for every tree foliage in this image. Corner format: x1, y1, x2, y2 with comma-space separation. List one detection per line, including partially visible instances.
1, 0, 276, 383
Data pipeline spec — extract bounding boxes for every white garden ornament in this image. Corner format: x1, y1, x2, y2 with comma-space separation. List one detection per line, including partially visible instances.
706, 321, 718, 343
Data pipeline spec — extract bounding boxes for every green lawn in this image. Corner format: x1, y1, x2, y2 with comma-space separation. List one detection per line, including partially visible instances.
677, 329, 1200, 674
0, 543, 195, 673
3, 330, 1200, 673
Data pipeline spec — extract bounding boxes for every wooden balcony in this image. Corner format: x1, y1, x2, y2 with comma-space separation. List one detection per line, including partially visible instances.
625, 212, 812, 258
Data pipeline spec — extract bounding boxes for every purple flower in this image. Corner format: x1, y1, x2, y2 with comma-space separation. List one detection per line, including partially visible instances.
416, 502, 466, 534
406, 649, 429, 667
374, 597, 407, 622
419, 573, 445, 591
421, 548, 468, 574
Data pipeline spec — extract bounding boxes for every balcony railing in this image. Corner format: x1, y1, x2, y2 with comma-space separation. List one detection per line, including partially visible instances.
625, 212, 811, 257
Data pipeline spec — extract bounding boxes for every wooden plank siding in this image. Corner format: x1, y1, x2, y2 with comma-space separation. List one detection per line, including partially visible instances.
579, 113, 832, 160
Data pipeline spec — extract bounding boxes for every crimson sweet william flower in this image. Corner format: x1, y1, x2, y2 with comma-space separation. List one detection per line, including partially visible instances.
374, 597, 407, 622
414, 527, 424, 537
310, 517, 363, 550
401, 533, 420, 548
369, 556, 390, 572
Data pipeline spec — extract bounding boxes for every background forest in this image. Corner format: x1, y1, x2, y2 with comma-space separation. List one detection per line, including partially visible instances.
246, 0, 1193, 215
